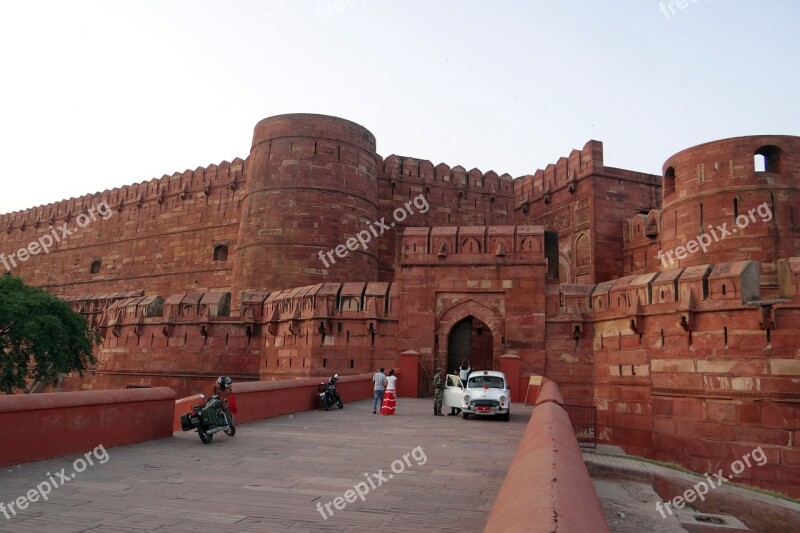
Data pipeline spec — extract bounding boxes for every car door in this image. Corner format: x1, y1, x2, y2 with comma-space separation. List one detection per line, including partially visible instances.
444, 374, 464, 407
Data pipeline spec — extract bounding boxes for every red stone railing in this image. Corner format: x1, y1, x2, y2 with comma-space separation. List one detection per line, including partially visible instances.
484, 378, 609, 533
0, 375, 379, 468
0, 387, 176, 468
172, 373, 377, 430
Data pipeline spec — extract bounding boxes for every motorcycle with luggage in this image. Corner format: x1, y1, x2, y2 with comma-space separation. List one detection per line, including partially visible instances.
318, 373, 343, 410
180, 376, 236, 444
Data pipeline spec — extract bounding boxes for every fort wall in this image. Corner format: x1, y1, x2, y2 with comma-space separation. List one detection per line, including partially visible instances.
4, 115, 800, 497
514, 140, 661, 284
0, 159, 246, 297
572, 260, 800, 497
374, 156, 516, 281
56, 282, 401, 398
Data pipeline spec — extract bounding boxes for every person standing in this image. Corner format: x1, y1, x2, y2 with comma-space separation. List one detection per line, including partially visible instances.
459, 360, 471, 387
433, 367, 445, 416
380, 369, 397, 415
372, 367, 386, 414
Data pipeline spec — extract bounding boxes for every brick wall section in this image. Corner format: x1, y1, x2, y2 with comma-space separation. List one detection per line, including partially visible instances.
375, 155, 515, 281
0, 159, 246, 296
622, 210, 662, 275
56, 282, 400, 398
544, 284, 597, 404
584, 261, 800, 497
514, 140, 661, 284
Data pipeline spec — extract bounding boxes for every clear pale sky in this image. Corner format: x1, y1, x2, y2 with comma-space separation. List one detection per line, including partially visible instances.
0, 0, 798, 215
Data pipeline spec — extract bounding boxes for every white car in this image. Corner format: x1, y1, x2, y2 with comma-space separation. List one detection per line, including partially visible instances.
446, 370, 511, 421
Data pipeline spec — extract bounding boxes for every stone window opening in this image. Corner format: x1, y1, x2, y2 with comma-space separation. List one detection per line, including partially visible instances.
90, 260, 102, 274
213, 244, 229, 261
754, 145, 782, 174
663, 167, 676, 198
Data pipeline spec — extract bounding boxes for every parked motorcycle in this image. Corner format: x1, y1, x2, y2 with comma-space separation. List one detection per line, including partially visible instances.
318, 373, 343, 410
180, 376, 236, 444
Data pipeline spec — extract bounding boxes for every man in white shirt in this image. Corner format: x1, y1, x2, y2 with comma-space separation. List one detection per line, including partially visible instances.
372, 367, 387, 414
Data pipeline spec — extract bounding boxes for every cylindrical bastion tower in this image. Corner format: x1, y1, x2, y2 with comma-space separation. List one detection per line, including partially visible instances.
659, 135, 800, 286
232, 114, 379, 299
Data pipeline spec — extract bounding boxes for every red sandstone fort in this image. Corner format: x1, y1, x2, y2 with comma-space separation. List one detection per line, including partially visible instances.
1, 114, 799, 497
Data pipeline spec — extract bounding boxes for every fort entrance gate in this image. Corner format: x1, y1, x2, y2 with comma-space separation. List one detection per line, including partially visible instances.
447, 315, 493, 374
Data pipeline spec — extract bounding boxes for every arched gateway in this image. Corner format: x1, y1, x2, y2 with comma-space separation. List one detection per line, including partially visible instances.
447, 316, 494, 373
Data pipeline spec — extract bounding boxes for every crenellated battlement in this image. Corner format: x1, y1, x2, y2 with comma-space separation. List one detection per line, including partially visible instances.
0, 158, 245, 232
513, 140, 604, 209
560, 260, 766, 313
623, 209, 661, 245
71, 283, 400, 332
377, 154, 515, 195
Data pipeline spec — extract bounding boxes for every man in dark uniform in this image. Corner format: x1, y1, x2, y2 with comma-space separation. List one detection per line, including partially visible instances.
433, 367, 445, 416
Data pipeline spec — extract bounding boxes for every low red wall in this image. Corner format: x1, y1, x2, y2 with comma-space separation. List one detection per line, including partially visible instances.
485, 379, 608, 533
173, 373, 377, 430
0, 387, 175, 467
535, 379, 564, 406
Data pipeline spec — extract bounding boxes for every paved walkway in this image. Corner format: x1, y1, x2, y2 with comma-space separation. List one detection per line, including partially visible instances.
583, 450, 800, 514
0, 398, 532, 532
585, 448, 800, 532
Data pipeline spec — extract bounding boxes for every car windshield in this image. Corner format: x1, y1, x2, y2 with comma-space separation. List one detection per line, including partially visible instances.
467, 376, 504, 389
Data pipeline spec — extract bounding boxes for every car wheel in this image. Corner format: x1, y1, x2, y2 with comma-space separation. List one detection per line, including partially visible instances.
501, 411, 510, 421
462, 412, 470, 420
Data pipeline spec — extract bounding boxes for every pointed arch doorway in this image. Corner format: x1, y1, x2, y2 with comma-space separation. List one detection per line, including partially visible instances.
447, 315, 494, 374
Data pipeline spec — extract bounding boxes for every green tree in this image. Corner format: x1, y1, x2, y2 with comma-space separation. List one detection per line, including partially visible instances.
0, 275, 98, 394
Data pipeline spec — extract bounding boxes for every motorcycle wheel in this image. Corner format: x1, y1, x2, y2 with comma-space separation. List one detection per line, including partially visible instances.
224, 417, 236, 436
323, 396, 331, 411
198, 425, 213, 444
